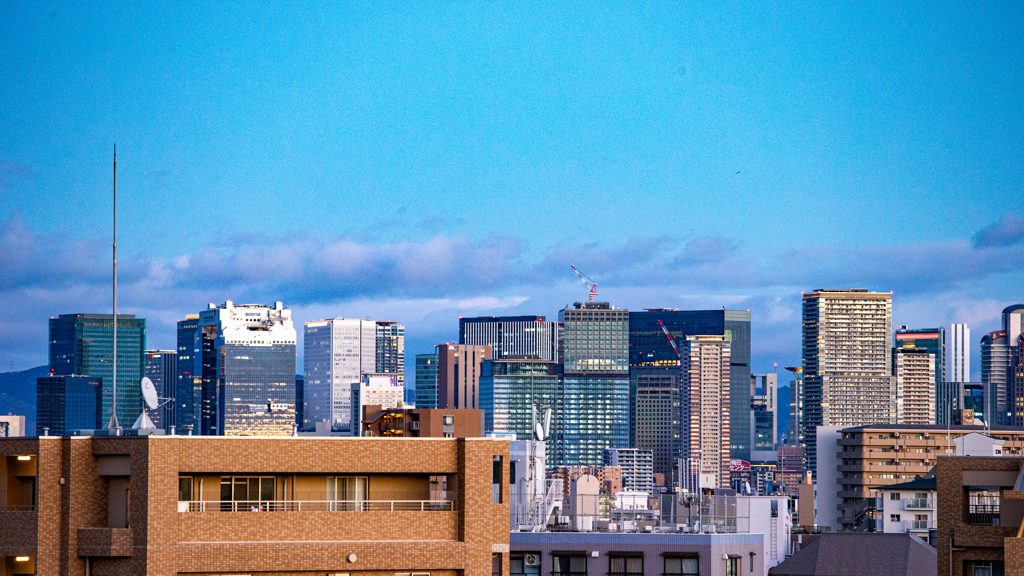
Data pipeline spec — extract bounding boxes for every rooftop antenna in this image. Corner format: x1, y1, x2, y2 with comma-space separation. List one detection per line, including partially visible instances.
107, 145, 120, 431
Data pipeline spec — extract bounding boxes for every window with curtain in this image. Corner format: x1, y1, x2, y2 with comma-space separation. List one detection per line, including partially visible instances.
663, 557, 698, 576
552, 555, 586, 576
609, 556, 643, 576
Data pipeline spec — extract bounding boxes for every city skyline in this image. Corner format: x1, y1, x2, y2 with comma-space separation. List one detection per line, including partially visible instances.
2, 3, 1023, 380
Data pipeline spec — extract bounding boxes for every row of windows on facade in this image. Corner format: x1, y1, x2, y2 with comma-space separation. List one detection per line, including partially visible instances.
509, 554, 753, 576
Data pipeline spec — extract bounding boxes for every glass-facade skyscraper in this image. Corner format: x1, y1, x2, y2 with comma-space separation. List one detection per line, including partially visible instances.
175, 315, 200, 433
197, 301, 296, 436
414, 353, 439, 409
628, 309, 752, 461
144, 350, 177, 429
557, 302, 629, 466
459, 316, 558, 361
36, 375, 102, 435
479, 359, 560, 439
48, 313, 146, 429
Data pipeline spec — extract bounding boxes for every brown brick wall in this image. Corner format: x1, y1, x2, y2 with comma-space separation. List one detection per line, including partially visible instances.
0, 435, 509, 576
936, 456, 1024, 576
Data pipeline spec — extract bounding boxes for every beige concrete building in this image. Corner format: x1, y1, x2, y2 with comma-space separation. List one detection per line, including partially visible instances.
821, 424, 1024, 531
681, 335, 731, 488
0, 435, 509, 575
893, 346, 936, 425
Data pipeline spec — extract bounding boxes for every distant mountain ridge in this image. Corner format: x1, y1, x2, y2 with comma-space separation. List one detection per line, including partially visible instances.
0, 365, 48, 435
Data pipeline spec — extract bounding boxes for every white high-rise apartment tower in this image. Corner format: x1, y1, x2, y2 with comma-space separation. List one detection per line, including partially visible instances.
680, 335, 731, 489
947, 323, 971, 383
801, 289, 895, 478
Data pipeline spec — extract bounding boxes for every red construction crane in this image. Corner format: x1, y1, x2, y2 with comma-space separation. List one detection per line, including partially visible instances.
657, 319, 682, 359
570, 265, 599, 303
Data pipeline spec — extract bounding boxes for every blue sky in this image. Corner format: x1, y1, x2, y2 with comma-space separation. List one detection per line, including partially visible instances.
2, 1, 1023, 380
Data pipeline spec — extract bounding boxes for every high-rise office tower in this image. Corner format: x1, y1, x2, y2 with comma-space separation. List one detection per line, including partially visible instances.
49, 313, 146, 429
632, 372, 681, 483
295, 374, 304, 428
980, 305, 1024, 427
459, 316, 557, 360
303, 318, 375, 432
939, 324, 971, 426
629, 309, 752, 461
557, 302, 630, 467
36, 375, 101, 435
680, 335, 731, 488
947, 323, 971, 382
196, 301, 296, 436
895, 327, 944, 385
785, 367, 803, 449
303, 318, 404, 432
479, 358, 560, 438
751, 372, 777, 451
981, 330, 1009, 426
414, 353, 439, 409
375, 321, 405, 386
175, 315, 200, 433
801, 289, 895, 478
144, 350, 177, 429
436, 344, 492, 409
893, 347, 936, 425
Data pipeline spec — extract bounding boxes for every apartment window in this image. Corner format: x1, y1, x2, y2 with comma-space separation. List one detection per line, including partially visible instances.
889, 492, 900, 500
511, 553, 541, 576
443, 415, 455, 426
970, 562, 1004, 576
327, 476, 368, 510
609, 555, 643, 576
726, 557, 739, 576
178, 476, 194, 501
552, 554, 586, 576
663, 557, 698, 576
889, 514, 900, 522
494, 554, 502, 576
493, 456, 503, 503
220, 476, 275, 511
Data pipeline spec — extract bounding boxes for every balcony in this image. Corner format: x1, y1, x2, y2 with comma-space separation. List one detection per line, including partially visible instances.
178, 499, 455, 512
908, 519, 934, 530
904, 498, 934, 510
968, 504, 1000, 526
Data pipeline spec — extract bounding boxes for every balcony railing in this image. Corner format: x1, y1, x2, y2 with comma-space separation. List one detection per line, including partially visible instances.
178, 499, 455, 512
967, 504, 1000, 526
904, 498, 934, 510
909, 519, 934, 530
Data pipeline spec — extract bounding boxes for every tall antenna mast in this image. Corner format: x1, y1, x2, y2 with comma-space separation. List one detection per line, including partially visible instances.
108, 145, 120, 431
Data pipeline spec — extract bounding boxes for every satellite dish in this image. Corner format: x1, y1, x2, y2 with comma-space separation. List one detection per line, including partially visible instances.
141, 377, 158, 410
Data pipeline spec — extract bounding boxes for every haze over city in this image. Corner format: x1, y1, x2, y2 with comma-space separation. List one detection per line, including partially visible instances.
2, 2, 1023, 378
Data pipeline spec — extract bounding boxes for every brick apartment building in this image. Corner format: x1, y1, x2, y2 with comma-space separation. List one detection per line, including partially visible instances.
936, 455, 1024, 576
361, 405, 484, 437
0, 435, 509, 575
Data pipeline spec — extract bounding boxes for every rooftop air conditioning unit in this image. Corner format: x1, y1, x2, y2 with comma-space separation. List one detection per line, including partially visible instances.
525, 554, 541, 567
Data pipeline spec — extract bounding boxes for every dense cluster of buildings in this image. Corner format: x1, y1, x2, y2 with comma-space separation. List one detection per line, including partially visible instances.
19, 290, 1024, 574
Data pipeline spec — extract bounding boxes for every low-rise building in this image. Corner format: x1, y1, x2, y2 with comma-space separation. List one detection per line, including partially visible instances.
0, 414, 25, 438
769, 533, 936, 576
818, 424, 1024, 531
936, 455, 1024, 576
878, 476, 936, 542
0, 435, 509, 575
512, 531, 764, 576
362, 405, 483, 437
